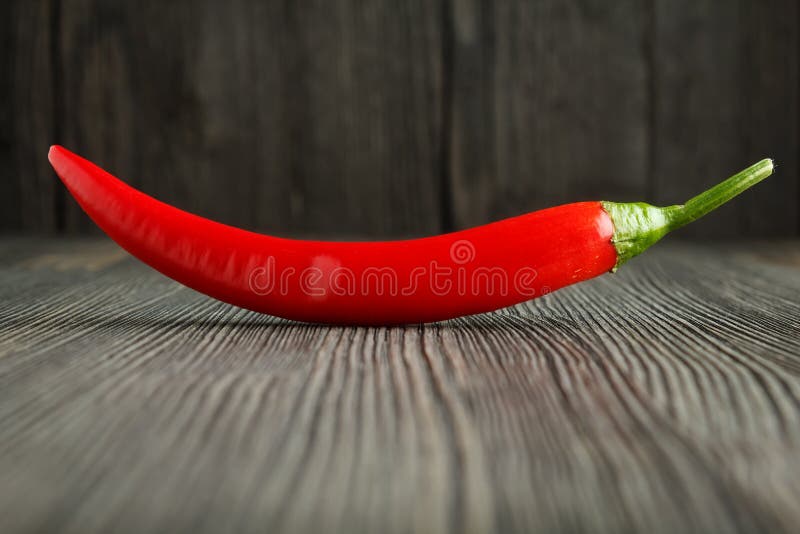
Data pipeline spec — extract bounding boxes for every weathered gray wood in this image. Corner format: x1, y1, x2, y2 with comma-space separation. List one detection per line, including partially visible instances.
1, 1, 799, 236
1, 237, 799, 533
652, 0, 799, 238
652, 0, 746, 239
56, 0, 444, 237
0, 0, 58, 232
446, 0, 651, 229
739, 0, 799, 236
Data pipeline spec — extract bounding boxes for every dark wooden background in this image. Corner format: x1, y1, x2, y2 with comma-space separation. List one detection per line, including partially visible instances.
1, 0, 798, 238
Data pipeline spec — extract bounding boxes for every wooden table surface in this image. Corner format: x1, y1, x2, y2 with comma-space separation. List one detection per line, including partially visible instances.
1, 238, 799, 533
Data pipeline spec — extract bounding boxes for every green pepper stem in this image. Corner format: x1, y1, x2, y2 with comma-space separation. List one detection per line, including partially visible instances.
602, 159, 775, 270
667, 158, 774, 230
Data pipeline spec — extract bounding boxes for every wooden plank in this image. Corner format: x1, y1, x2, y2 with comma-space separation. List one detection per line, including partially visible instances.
253, 0, 446, 237
0, 0, 58, 232
56, 0, 252, 233
446, 0, 650, 229
740, 0, 799, 235
3, 1, 799, 238
652, 0, 799, 238
56, 0, 444, 237
0, 1, 15, 231
1, 238, 799, 533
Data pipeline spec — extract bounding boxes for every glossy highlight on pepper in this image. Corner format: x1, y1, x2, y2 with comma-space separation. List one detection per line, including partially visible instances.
48, 146, 774, 325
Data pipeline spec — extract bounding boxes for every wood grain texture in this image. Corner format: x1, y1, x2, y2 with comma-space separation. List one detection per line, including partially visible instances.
739, 0, 800, 236
447, 0, 650, 228
0, 0, 58, 232
3, 0, 799, 238
55, 0, 444, 236
651, 0, 799, 238
1, 238, 799, 533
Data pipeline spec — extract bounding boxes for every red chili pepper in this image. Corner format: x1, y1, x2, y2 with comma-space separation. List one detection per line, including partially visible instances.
48, 146, 773, 325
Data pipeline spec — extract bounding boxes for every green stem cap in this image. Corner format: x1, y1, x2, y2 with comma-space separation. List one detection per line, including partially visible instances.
602, 158, 775, 271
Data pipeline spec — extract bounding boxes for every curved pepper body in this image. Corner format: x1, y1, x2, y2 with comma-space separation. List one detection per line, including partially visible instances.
49, 146, 617, 324
50, 147, 772, 325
